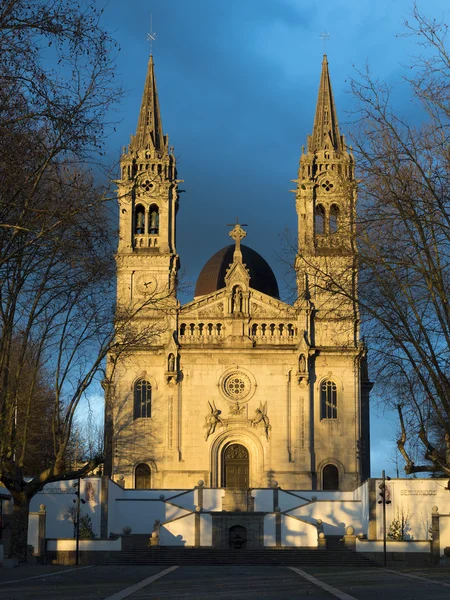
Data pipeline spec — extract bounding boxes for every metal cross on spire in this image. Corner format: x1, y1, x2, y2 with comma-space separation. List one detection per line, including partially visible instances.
227, 217, 248, 253
147, 14, 157, 54
320, 32, 331, 54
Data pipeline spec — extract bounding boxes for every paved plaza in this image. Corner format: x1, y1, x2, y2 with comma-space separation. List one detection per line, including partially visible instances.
1, 564, 450, 599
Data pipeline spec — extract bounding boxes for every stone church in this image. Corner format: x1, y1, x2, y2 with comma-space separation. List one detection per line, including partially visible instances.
103, 53, 371, 492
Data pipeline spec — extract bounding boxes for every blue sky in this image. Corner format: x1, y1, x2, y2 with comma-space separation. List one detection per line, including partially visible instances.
90, 0, 449, 478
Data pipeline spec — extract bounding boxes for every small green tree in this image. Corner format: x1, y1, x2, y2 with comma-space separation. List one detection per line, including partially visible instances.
64, 504, 96, 539
78, 514, 96, 540
387, 508, 413, 541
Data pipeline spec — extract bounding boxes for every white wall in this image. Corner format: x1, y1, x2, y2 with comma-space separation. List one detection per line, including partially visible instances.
202, 489, 224, 512
439, 514, 450, 551
356, 539, 430, 553
107, 479, 124, 536
162, 513, 195, 546
375, 478, 448, 541
282, 515, 318, 547
30, 478, 101, 539
264, 514, 276, 547
200, 513, 212, 546
47, 538, 122, 551
285, 501, 363, 535
253, 489, 274, 512
359, 480, 370, 533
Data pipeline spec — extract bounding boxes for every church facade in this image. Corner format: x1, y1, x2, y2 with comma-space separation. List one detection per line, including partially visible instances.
103, 54, 371, 492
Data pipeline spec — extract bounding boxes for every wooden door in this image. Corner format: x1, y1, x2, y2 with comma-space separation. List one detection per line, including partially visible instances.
224, 444, 249, 488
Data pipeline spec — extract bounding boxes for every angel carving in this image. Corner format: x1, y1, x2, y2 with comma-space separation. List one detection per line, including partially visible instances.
251, 401, 271, 440
204, 401, 224, 441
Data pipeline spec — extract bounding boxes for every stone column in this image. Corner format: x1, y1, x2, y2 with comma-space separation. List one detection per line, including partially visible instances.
195, 508, 201, 548
431, 506, 440, 566
37, 504, 46, 561
195, 481, 204, 548
367, 479, 377, 540
100, 476, 109, 539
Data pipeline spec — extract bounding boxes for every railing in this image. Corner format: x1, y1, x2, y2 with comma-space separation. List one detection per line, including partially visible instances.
178, 322, 298, 344
134, 234, 159, 248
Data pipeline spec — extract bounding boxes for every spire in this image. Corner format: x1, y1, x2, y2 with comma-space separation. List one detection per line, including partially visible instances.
309, 55, 342, 153
133, 55, 165, 151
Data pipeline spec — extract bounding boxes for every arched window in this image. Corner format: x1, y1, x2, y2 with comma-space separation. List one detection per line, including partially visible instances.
134, 379, 152, 419
330, 204, 339, 233
135, 463, 151, 489
149, 204, 159, 234
322, 464, 339, 490
134, 204, 145, 234
315, 204, 325, 235
320, 380, 337, 419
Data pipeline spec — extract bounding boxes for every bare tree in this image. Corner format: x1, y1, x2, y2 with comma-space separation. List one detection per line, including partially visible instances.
294, 4, 450, 477
0, 0, 174, 561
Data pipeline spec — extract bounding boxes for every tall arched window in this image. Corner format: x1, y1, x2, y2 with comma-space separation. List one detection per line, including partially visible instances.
315, 204, 325, 234
329, 204, 340, 233
135, 463, 151, 489
320, 380, 337, 419
322, 464, 339, 490
148, 204, 159, 234
134, 379, 152, 419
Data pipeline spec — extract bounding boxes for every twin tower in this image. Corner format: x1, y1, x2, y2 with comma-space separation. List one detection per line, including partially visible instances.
104, 54, 372, 492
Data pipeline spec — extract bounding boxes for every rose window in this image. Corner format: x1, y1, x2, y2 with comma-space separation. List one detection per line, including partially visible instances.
223, 372, 250, 400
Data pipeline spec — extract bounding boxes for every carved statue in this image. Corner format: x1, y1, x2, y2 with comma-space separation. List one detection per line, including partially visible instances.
251, 402, 271, 440
204, 401, 224, 441
232, 286, 243, 313
168, 353, 175, 372
299, 353, 307, 373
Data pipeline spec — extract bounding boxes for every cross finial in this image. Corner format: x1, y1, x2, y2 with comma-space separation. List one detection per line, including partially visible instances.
227, 217, 247, 254
147, 14, 157, 54
320, 32, 331, 54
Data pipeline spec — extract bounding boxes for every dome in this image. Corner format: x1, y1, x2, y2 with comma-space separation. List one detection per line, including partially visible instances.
194, 244, 279, 298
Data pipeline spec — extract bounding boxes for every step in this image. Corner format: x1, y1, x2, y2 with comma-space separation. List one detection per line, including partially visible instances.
100, 548, 378, 567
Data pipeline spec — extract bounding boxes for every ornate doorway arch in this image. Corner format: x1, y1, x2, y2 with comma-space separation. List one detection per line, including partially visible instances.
223, 443, 249, 488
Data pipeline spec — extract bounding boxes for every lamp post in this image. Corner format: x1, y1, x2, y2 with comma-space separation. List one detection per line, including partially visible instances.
378, 470, 391, 566
72, 478, 86, 566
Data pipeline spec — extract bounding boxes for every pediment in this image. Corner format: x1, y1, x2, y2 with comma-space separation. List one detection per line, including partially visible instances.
180, 289, 226, 319
180, 288, 296, 320
249, 291, 296, 319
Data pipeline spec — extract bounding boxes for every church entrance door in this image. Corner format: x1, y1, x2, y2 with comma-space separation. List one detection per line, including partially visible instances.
223, 444, 249, 488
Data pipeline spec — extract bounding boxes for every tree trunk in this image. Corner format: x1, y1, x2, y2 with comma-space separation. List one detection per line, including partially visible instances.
9, 492, 31, 562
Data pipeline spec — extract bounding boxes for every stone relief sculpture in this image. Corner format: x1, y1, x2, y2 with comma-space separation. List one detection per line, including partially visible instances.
229, 401, 245, 417
251, 401, 271, 440
204, 401, 224, 441
168, 353, 175, 372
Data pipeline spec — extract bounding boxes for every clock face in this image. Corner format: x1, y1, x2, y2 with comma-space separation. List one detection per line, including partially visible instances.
135, 273, 157, 296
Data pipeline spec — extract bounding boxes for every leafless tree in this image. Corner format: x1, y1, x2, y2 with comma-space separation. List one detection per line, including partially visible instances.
294, 4, 450, 477
0, 0, 174, 561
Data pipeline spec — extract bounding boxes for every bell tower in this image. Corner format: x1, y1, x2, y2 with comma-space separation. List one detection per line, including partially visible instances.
294, 55, 357, 344
294, 56, 371, 485
116, 55, 181, 302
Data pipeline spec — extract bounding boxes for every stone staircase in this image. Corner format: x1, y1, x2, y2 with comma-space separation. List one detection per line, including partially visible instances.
101, 546, 378, 567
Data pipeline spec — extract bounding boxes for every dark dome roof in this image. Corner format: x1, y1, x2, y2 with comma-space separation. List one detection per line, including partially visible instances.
194, 244, 279, 298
